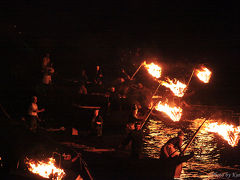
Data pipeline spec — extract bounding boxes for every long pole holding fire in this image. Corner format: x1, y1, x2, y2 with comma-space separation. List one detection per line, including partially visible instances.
181, 118, 208, 155
130, 62, 144, 80
168, 118, 208, 157
186, 68, 195, 88
140, 82, 161, 129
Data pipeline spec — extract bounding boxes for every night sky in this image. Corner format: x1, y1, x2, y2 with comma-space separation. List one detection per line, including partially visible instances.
1, 1, 240, 106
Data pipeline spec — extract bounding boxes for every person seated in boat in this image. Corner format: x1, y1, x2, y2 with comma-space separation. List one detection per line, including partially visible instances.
160, 130, 184, 159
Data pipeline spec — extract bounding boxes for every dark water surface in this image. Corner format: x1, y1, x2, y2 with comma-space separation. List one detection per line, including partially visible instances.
143, 117, 240, 179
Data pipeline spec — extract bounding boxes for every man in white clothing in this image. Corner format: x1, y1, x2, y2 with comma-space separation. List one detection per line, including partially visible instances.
28, 96, 45, 132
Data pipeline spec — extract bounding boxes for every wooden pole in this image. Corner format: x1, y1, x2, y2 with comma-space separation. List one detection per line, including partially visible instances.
140, 102, 156, 129
186, 68, 195, 88
183, 68, 195, 96
181, 118, 208, 155
140, 82, 161, 129
168, 119, 208, 157
152, 82, 162, 98
130, 63, 144, 80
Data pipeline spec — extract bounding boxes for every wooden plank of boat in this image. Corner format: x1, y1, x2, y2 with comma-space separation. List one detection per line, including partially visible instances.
61, 142, 115, 153
84, 148, 115, 152
73, 104, 101, 109
61, 142, 88, 149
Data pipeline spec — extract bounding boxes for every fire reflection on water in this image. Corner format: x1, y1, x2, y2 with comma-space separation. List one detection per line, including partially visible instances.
143, 118, 239, 179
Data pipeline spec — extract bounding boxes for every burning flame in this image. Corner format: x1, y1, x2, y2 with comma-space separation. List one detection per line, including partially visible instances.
155, 101, 182, 121
205, 122, 240, 147
25, 157, 65, 179
160, 78, 187, 97
195, 66, 212, 83
143, 61, 162, 79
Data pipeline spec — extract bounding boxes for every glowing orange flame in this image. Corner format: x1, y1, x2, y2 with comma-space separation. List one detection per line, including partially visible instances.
160, 78, 187, 97
143, 61, 162, 79
205, 122, 240, 147
195, 66, 212, 83
155, 101, 182, 121
25, 157, 65, 179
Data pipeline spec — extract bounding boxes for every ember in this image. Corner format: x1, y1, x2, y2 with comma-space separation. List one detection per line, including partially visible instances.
25, 157, 65, 179
143, 61, 162, 79
195, 66, 212, 83
205, 122, 240, 147
160, 78, 187, 97
155, 101, 182, 121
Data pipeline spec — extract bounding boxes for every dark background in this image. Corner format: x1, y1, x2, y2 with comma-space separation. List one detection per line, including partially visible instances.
1, 1, 240, 109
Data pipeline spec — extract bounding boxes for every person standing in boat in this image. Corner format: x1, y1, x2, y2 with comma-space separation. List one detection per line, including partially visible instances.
119, 122, 143, 159
160, 130, 184, 159
127, 103, 143, 125
91, 109, 103, 136
78, 69, 89, 95
42, 53, 54, 85
27, 96, 45, 132
94, 65, 103, 85
160, 130, 194, 179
